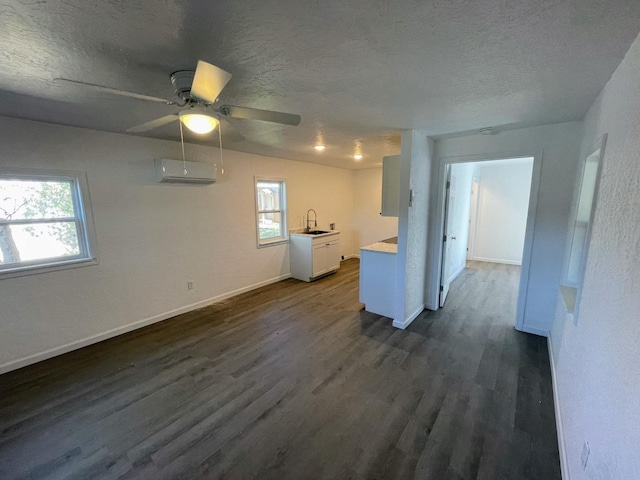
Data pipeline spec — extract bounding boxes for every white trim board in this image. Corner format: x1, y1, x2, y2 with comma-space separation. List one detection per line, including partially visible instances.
519, 325, 548, 337
471, 256, 522, 266
0, 273, 291, 375
449, 263, 466, 283
548, 335, 570, 480
392, 304, 424, 329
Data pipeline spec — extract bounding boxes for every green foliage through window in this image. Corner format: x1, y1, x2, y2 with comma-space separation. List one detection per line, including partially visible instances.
0, 173, 93, 274
255, 178, 287, 246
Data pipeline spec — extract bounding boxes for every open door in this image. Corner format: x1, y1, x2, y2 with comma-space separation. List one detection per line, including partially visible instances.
440, 167, 453, 306
467, 177, 479, 260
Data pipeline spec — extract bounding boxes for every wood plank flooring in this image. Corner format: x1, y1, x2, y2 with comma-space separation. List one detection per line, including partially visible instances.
0, 260, 561, 479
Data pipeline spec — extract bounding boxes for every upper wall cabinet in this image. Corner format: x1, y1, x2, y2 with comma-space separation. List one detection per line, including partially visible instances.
381, 155, 400, 217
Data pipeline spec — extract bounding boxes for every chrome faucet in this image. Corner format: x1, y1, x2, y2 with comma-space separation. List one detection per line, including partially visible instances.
306, 209, 317, 232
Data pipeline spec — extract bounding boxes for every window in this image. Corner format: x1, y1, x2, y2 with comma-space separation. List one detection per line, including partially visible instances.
255, 177, 287, 247
560, 134, 606, 317
566, 150, 600, 286
0, 169, 97, 277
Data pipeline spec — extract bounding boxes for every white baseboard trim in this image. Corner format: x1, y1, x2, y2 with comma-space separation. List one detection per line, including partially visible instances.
472, 256, 522, 266
548, 335, 570, 480
392, 304, 425, 330
213, 273, 292, 302
343, 254, 360, 260
516, 324, 549, 337
449, 263, 465, 282
0, 273, 291, 375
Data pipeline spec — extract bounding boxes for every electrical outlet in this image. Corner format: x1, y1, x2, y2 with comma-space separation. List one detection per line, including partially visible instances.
581, 441, 590, 470
187, 281, 194, 290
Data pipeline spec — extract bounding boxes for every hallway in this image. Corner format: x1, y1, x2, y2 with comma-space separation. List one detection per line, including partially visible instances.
406, 260, 560, 479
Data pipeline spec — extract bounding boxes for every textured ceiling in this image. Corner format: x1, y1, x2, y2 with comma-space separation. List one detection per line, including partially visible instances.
0, 0, 639, 169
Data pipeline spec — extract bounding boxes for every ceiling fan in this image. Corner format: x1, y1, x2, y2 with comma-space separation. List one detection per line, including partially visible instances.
54, 60, 301, 141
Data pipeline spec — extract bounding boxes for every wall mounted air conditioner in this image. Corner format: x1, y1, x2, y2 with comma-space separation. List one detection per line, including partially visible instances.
154, 159, 216, 184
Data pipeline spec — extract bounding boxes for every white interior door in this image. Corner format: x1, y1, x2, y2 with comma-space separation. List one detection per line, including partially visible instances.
440, 167, 454, 306
467, 177, 479, 260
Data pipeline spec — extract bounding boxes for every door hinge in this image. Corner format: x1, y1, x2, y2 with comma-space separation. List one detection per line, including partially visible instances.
440, 285, 444, 292
443, 235, 447, 242
446, 181, 451, 188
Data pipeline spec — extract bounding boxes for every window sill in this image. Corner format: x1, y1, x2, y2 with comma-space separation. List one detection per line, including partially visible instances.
257, 238, 289, 249
0, 257, 98, 280
559, 285, 577, 314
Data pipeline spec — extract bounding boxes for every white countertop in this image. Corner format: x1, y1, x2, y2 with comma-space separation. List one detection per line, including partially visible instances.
360, 242, 398, 254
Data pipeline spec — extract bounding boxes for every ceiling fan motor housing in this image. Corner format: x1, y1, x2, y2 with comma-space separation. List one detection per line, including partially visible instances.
170, 70, 196, 101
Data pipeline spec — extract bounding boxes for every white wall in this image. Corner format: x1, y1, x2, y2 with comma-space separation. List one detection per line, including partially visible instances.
351, 168, 398, 250
394, 130, 432, 328
550, 32, 640, 480
471, 158, 533, 265
0, 116, 358, 372
430, 121, 583, 336
448, 162, 474, 280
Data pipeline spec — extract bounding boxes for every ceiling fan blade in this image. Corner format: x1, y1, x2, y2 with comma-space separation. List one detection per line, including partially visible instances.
127, 114, 179, 133
218, 118, 245, 143
219, 105, 301, 126
54, 78, 174, 104
190, 60, 232, 103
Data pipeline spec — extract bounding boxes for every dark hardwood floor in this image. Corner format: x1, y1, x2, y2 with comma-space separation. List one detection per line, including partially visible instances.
0, 260, 560, 480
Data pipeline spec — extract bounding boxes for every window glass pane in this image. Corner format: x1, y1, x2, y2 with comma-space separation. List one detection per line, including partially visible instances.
256, 182, 281, 211
566, 149, 600, 286
0, 179, 75, 220
575, 157, 598, 223
258, 212, 283, 240
0, 222, 80, 265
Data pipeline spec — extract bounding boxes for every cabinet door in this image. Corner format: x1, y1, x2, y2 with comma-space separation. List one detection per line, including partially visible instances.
381, 155, 401, 217
312, 244, 327, 277
326, 241, 341, 271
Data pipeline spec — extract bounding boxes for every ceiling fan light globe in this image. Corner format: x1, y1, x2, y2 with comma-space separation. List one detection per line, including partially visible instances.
179, 112, 219, 134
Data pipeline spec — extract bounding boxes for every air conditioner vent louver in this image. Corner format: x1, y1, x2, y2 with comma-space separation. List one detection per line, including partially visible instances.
154, 159, 216, 184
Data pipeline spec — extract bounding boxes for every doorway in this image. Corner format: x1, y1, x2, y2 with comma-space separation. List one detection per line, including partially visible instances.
467, 176, 479, 260
434, 155, 539, 330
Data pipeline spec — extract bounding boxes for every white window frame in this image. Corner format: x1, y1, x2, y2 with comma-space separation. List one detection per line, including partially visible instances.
560, 134, 606, 319
0, 167, 98, 279
254, 176, 288, 248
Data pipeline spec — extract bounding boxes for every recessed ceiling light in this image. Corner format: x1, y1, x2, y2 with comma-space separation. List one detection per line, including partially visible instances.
314, 145, 326, 151
353, 154, 363, 160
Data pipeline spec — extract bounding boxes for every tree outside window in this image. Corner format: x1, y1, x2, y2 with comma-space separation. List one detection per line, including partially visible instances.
0, 171, 96, 276
255, 178, 287, 247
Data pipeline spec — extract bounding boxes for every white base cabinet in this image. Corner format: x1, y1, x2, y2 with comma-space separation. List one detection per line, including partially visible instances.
290, 232, 340, 282
359, 243, 397, 318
